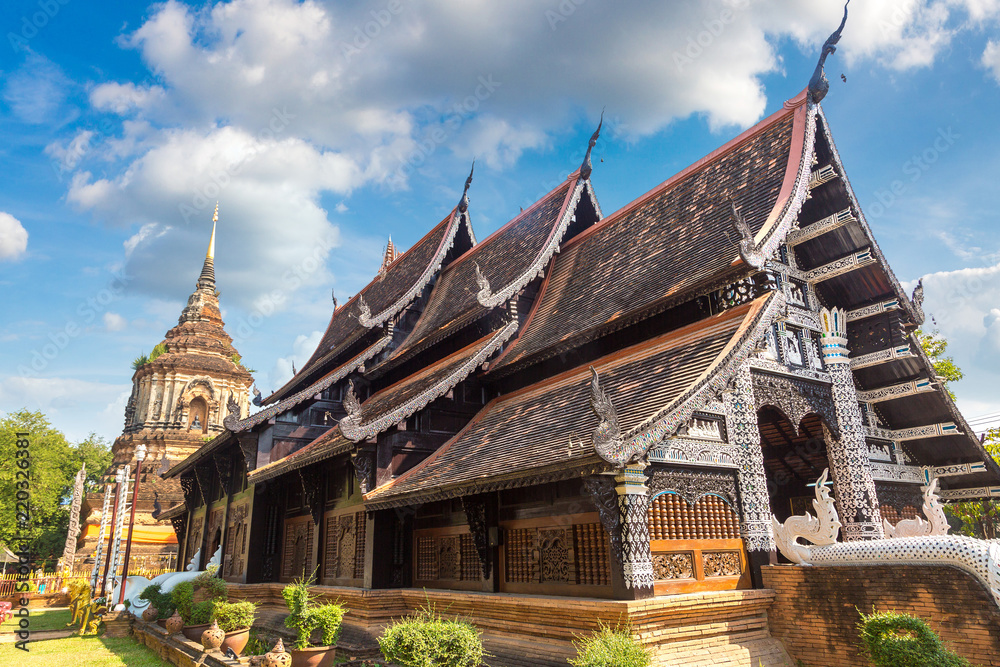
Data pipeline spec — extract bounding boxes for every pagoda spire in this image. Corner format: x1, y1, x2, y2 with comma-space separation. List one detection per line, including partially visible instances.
196, 204, 218, 292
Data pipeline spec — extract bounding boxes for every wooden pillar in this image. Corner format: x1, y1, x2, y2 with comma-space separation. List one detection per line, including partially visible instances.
363, 509, 395, 589
819, 307, 884, 541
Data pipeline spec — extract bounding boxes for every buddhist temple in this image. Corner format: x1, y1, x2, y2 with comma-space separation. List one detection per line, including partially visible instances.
157, 15, 1000, 665
80, 208, 254, 568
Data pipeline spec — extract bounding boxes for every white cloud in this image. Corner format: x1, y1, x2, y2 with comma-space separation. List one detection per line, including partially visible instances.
268, 330, 323, 394
45, 130, 95, 173
53, 0, 1000, 313
90, 82, 166, 114
983, 40, 1000, 83
0, 377, 131, 442
104, 312, 128, 331
0, 212, 29, 261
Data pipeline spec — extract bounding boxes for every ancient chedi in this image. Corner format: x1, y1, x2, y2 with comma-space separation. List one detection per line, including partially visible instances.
79, 208, 254, 566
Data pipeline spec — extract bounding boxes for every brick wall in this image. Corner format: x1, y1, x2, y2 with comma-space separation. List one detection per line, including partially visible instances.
762, 564, 1000, 667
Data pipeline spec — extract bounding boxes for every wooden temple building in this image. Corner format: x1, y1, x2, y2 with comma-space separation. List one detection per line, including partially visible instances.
80, 212, 254, 568
157, 42, 1000, 664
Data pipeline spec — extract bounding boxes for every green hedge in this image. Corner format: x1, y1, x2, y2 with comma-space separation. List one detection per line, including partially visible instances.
569, 624, 650, 667
858, 609, 970, 667
378, 610, 486, 667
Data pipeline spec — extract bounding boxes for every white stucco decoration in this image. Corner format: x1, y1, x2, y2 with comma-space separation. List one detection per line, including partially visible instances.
115, 544, 223, 613
773, 472, 1000, 610
883, 478, 949, 538
772, 468, 842, 565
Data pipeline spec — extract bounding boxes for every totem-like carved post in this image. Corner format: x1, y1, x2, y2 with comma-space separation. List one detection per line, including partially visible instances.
819, 307, 884, 541
614, 463, 654, 598
724, 366, 774, 584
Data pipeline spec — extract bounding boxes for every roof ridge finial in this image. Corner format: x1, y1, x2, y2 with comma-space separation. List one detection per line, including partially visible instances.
378, 235, 399, 277
808, 1, 849, 104
458, 160, 475, 213
579, 109, 604, 181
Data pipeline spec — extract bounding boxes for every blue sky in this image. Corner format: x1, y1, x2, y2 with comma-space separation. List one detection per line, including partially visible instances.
1, 0, 999, 444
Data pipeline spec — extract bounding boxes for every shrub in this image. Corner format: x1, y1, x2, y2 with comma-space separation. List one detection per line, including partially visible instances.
189, 600, 217, 625
378, 608, 485, 667
858, 609, 970, 667
215, 601, 257, 633
193, 570, 229, 601
281, 575, 346, 649
138, 583, 175, 620
569, 624, 650, 667
171, 581, 195, 623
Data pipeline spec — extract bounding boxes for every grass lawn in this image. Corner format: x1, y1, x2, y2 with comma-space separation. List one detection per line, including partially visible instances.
0, 607, 73, 633
0, 635, 169, 665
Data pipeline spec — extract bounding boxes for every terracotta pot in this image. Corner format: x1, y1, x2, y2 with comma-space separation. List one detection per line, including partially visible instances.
181, 622, 210, 642
290, 646, 337, 667
165, 611, 184, 635
201, 619, 225, 650
141, 605, 159, 622
220, 627, 250, 656
263, 638, 292, 667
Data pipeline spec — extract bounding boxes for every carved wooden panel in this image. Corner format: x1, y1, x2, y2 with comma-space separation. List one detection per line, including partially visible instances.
649, 538, 749, 596
280, 516, 314, 582
223, 502, 250, 579
573, 523, 610, 586
413, 530, 480, 584
647, 493, 740, 540
186, 516, 204, 566
503, 523, 609, 588
322, 510, 366, 583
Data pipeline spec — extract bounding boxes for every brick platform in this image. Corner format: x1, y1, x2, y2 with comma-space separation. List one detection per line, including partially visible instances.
228, 584, 793, 667
762, 564, 1000, 667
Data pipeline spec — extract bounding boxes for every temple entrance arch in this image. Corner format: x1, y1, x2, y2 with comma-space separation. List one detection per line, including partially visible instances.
756, 409, 830, 524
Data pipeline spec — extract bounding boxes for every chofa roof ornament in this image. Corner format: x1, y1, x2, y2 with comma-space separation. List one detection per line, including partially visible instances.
458, 160, 474, 213
808, 1, 850, 104
579, 110, 603, 181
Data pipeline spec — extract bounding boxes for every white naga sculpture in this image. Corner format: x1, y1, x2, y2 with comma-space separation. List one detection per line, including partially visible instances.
883, 478, 949, 538
773, 470, 1000, 610
116, 545, 222, 613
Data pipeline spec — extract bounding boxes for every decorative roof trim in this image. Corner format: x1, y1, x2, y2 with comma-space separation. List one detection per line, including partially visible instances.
743, 98, 818, 269
359, 208, 470, 330
816, 106, 924, 326
265, 210, 471, 404
339, 319, 520, 442
229, 334, 392, 433
163, 431, 234, 478
247, 432, 353, 485
365, 458, 611, 511
476, 178, 591, 308
158, 503, 187, 521
622, 293, 784, 463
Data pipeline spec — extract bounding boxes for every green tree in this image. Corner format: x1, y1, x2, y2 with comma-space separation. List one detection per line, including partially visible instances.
945, 427, 1000, 539
0, 410, 112, 568
915, 329, 963, 399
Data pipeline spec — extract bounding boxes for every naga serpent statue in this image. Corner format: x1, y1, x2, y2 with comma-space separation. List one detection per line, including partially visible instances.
773, 469, 1000, 609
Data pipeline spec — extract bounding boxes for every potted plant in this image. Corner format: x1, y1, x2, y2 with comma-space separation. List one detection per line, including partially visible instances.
173, 570, 229, 642
138, 583, 175, 626
281, 574, 346, 667
214, 600, 257, 656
